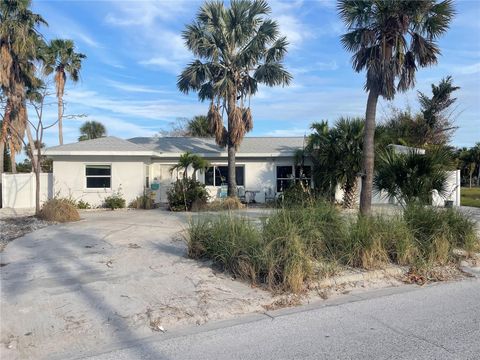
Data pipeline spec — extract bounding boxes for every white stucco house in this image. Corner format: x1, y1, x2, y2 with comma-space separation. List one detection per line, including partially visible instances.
43, 136, 311, 207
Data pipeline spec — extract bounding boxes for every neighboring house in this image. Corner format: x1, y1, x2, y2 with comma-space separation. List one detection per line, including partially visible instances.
44, 136, 311, 207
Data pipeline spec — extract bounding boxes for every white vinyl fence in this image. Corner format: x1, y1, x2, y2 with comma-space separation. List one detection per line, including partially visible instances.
1, 173, 53, 209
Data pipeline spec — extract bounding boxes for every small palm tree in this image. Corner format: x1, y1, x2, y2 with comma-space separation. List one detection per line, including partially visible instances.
338, 0, 454, 214
170, 152, 209, 181
178, 0, 291, 197
374, 147, 451, 206
44, 39, 86, 145
78, 121, 106, 141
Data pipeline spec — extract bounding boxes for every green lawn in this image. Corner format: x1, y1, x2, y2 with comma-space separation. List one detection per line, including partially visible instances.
461, 187, 480, 208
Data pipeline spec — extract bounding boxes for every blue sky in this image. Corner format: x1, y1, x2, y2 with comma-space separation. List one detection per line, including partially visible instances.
32, 0, 479, 148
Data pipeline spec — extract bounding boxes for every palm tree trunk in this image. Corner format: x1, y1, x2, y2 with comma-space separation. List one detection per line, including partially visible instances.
9, 140, 16, 174
359, 89, 379, 215
1, 104, 12, 174
343, 179, 358, 209
58, 96, 64, 145
227, 93, 237, 197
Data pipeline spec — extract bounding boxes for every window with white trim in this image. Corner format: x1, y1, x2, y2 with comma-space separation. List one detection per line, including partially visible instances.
276, 165, 312, 192
205, 166, 244, 186
85, 165, 111, 189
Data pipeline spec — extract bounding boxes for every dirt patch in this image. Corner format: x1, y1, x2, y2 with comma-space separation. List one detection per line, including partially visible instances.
0, 216, 51, 252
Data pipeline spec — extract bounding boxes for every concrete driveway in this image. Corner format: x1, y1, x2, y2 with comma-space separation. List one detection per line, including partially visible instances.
0, 209, 273, 360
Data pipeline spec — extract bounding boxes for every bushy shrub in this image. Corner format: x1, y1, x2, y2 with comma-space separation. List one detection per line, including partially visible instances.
104, 191, 126, 210
38, 198, 80, 222
76, 200, 91, 209
167, 179, 209, 211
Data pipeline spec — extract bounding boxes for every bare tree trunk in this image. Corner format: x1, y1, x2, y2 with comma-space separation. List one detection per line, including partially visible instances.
227, 93, 237, 197
359, 89, 379, 215
25, 123, 36, 168
0, 140, 4, 175
58, 96, 64, 145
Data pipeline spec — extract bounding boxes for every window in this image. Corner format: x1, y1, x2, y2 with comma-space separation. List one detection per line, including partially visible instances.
277, 165, 312, 192
85, 165, 111, 189
276, 166, 293, 192
295, 165, 312, 188
205, 166, 244, 186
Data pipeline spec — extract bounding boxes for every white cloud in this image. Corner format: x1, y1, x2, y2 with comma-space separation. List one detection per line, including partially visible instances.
65, 89, 206, 121
105, 1, 193, 26
454, 62, 480, 75
105, 80, 170, 94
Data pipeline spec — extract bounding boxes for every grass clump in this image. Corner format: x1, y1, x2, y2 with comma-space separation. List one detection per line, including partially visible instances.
38, 198, 80, 222
76, 200, 91, 209
186, 202, 479, 294
203, 197, 245, 211
129, 192, 155, 209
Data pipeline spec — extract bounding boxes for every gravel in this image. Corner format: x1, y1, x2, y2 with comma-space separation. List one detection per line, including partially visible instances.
0, 217, 51, 252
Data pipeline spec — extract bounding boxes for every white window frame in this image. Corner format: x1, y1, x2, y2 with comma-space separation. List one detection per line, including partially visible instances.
85, 164, 112, 190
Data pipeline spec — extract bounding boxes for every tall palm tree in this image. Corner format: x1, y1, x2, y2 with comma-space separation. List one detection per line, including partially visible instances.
44, 39, 86, 145
0, 0, 46, 174
178, 0, 291, 197
78, 120, 106, 141
338, 0, 454, 214
307, 117, 364, 208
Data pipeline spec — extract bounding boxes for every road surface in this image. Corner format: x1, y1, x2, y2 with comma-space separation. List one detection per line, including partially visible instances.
77, 278, 480, 360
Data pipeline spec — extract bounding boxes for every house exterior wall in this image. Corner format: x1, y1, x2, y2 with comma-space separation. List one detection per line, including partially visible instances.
148, 157, 312, 203
52, 155, 149, 207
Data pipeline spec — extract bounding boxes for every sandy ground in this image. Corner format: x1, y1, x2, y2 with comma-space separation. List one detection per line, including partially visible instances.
1, 206, 478, 359
0, 209, 277, 360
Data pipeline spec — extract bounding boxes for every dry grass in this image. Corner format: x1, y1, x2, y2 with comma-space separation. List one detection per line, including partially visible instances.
38, 198, 80, 223
202, 197, 245, 211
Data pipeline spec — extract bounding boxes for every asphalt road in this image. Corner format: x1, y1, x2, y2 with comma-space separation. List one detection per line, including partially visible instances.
78, 278, 480, 360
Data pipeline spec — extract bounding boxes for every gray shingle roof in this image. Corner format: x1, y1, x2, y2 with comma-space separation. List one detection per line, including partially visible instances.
129, 136, 306, 155
44, 136, 151, 154
45, 136, 306, 157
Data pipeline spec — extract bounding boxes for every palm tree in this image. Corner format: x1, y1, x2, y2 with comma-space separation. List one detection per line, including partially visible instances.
191, 155, 210, 181
78, 120, 106, 141
418, 76, 459, 146
178, 0, 291, 197
44, 39, 86, 145
307, 117, 364, 208
170, 152, 195, 180
187, 115, 214, 137
0, 0, 46, 174
338, 0, 454, 214
374, 147, 451, 206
